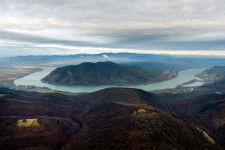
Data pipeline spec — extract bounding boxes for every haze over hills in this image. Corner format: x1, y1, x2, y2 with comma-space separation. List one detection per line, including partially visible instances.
42, 61, 178, 86
1, 53, 225, 68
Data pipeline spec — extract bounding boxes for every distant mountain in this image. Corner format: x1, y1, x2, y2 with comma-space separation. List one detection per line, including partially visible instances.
1, 53, 225, 67
42, 61, 177, 86
0, 87, 221, 149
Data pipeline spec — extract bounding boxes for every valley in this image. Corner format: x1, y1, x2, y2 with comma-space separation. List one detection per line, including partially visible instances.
14, 66, 205, 93
1, 0, 225, 149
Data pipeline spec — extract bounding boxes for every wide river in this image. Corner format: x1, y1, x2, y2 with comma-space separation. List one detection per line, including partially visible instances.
14, 67, 205, 93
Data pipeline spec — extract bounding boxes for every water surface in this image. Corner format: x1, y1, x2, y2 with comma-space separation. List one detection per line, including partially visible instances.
14, 67, 205, 93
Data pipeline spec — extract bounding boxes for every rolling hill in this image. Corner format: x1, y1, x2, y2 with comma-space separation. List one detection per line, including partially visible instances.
42, 61, 177, 86
0, 87, 222, 149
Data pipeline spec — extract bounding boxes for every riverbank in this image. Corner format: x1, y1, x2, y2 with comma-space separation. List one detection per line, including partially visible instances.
14, 67, 206, 93
0, 67, 42, 88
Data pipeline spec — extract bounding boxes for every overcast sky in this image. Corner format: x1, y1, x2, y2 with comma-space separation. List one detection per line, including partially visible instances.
0, 0, 225, 57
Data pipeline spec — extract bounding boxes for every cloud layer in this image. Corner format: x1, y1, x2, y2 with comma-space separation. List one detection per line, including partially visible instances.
0, 0, 225, 57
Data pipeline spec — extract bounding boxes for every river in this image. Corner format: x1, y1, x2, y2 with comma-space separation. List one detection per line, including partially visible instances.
14, 67, 205, 93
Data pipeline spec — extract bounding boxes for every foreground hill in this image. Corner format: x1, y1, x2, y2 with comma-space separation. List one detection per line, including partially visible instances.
0, 90, 82, 149
79, 87, 163, 108
42, 61, 177, 86
166, 93, 225, 148
0, 88, 222, 150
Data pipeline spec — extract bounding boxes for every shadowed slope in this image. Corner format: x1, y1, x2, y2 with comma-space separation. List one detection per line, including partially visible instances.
72, 88, 221, 150
0, 88, 222, 149
169, 93, 225, 148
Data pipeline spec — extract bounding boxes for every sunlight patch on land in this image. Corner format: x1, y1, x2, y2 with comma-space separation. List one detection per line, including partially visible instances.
137, 109, 146, 114
17, 118, 40, 127
133, 109, 146, 116
0, 94, 7, 97
195, 126, 215, 144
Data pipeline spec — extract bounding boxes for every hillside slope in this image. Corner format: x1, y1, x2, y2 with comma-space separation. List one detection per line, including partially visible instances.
0, 88, 222, 149
168, 93, 225, 148
197, 66, 225, 83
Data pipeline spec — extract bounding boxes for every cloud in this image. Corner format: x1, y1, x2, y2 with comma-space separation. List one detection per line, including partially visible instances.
0, 0, 225, 57
102, 54, 109, 59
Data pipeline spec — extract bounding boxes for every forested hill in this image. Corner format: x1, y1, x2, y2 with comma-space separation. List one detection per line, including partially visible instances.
42, 61, 177, 86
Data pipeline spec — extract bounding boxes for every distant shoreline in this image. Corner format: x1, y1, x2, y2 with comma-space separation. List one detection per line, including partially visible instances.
0, 67, 43, 88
